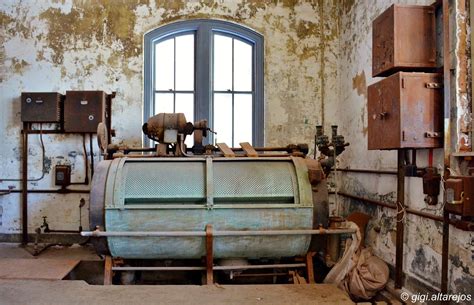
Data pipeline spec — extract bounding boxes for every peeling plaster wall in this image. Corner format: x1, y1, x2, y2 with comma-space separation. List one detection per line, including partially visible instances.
336, 0, 474, 295
0, 1, 340, 232
0, 0, 472, 296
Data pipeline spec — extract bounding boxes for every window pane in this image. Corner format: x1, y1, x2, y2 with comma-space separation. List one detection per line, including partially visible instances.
213, 93, 233, 146
213, 34, 232, 91
233, 94, 252, 146
175, 93, 194, 147
233, 39, 252, 92
175, 34, 194, 91
154, 93, 174, 114
155, 38, 174, 90
175, 93, 194, 122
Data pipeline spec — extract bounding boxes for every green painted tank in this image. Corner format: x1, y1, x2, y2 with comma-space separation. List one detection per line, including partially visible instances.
90, 157, 320, 259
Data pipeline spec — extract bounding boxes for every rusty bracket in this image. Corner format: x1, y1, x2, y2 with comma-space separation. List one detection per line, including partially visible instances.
239, 142, 258, 157
425, 82, 443, 89
425, 131, 442, 138
205, 224, 214, 285
216, 143, 235, 157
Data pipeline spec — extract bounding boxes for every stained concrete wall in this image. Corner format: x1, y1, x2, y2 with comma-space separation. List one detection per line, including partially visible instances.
336, 0, 474, 295
0, 0, 472, 296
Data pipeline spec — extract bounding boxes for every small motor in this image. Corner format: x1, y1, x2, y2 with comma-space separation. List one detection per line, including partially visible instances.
142, 113, 194, 144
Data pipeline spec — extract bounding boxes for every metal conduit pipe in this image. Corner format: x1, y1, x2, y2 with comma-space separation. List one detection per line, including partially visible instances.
81, 228, 357, 237
112, 264, 307, 272
0, 189, 90, 194
338, 192, 445, 223
337, 168, 397, 175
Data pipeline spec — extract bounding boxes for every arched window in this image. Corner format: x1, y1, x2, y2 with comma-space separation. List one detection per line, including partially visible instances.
143, 19, 264, 147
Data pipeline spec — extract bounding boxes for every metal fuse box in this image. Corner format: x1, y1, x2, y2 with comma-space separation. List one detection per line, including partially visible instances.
372, 4, 436, 77
367, 72, 442, 150
21, 92, 63, 123
445, 176, 474, 217
55, 165, 71, 186
64, 91, 106, 133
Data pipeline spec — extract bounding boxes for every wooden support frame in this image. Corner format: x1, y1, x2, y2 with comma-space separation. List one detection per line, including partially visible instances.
205, 224, 214, 285
104, 255, 113, 285
305, 252, 316, 284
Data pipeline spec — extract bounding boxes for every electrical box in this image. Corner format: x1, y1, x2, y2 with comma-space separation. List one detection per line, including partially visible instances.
445, 176, 474, 217
372, 4, 436, 77
55, 165, 71, 187
367, 72, 443, 150
21, 92, 63, 123
64, 91, 106, 133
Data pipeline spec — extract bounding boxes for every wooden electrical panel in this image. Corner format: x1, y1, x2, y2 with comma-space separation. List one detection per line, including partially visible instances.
21, 92, 63, 123
367, 72, 443, 150
64, 91, 106, 133
372, 4, 436, 77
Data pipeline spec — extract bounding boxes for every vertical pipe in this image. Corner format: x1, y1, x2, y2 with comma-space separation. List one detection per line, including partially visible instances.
21, 122, 28, 245
441, 0, 451, 294
395, 149, 405, 289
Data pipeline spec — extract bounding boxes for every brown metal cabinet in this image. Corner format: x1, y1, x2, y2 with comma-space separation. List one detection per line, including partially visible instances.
21, 92, 63, 123
372, 4, 436, 77
64, 91, 106, 133
368, 72, 442, 150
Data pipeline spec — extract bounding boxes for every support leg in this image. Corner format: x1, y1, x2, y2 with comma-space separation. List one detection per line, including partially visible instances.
104, 255, 113, 285
305, 252, 316, 284
205, 224, 214, 285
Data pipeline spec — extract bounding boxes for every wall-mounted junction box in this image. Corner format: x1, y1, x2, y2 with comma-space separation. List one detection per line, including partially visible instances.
21, 92, 63, 123
445, 176, 474, 217
367, 72, 443, 150
372, 4, 436, 77
64, 91, 106, 133
55, 165, 71, 187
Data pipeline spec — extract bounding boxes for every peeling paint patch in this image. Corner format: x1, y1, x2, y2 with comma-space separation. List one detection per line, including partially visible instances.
352, 70, 367, 98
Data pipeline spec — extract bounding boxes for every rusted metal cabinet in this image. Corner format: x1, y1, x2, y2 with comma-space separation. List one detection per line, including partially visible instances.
372, 4, 436, 77
368, 72, 443, 150
444, 176, 474, 217
64, 91, 106, 133
21, 92, 63, 123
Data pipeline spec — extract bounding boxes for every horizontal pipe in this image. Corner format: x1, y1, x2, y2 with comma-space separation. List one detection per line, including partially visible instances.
0, 189, 89, 194
214, 229, 355, 236
338, 168, 397, 175
339, 192, 474, 231
338, 192, 443, 222
113, 266, 206, 271
111, 263, 306, 272
338, 192, 397, 209
81, 228, 356, 238
22, 130, 94, 135
45, 230, 80, 234
232, 273, 287, 277
214, 263, 306, 270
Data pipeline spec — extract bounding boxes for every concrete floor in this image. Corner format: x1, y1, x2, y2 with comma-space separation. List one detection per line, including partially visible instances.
0, 280, 354, 305
0, 243, 354, 305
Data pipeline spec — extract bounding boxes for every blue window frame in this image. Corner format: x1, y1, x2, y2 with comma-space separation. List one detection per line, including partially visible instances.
144, 19, 264, 147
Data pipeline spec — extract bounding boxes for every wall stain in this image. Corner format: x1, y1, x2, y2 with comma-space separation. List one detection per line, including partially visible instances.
39, 0, 148, 64
11, 58, 29, 74
410, 246, 440, 286
352, 70, 367, 98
